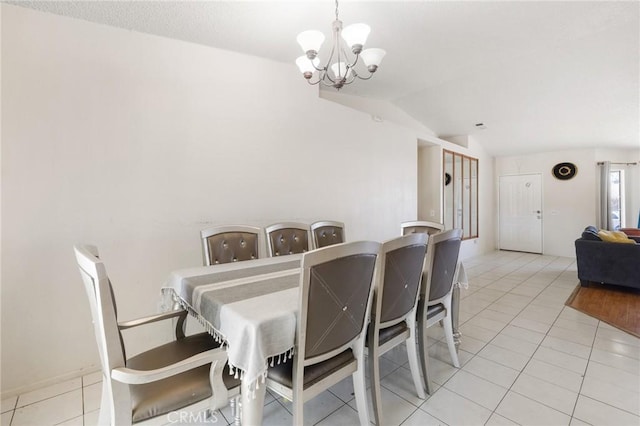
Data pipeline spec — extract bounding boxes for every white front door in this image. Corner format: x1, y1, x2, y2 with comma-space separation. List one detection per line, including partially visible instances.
499, 174, 543, 253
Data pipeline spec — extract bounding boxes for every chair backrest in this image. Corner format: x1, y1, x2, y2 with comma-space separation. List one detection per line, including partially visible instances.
401, 221, 444, 236
201, 225, 262, 266
297, 241, 381, 364
74, 245, 127, 418
376, 233, 428, 325
265, 222, 311, 257
310, 221, 345, 249
422, 229, 463, 303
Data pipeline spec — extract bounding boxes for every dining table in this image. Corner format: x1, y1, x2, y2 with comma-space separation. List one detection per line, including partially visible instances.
163, 254, 303, 425
162, 253, 466, 425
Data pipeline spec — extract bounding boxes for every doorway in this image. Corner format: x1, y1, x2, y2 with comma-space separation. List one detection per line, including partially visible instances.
499, 174, 543, 253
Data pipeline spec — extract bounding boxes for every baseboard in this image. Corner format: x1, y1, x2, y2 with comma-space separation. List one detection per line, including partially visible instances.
1, 366, 101, 400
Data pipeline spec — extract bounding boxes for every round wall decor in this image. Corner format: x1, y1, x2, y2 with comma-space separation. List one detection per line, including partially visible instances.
552, 162, 577, 180
444, 172, 452, 186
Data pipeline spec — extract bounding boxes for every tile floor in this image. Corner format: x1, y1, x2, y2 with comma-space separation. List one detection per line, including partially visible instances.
2, 250, 639, 425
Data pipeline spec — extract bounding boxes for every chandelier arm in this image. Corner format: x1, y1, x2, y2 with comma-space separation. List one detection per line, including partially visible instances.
319, 36, 338, 76
354, 72, 374, 81
344, 58, 359, 69
327, 44, 337, 69
321, 70, 338, 85
343, 70, 358, 85
311, 63, 327, 72
319, 79, 339, 88
334, 39, 342, 71
339, 44, 360, 69
348, 53, 360, 68
350, 67, 373, 81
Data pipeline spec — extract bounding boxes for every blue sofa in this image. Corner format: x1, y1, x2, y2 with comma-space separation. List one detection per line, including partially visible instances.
574, 226, 640, 289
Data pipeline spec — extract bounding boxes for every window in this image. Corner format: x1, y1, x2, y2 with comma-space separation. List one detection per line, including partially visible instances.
443, 150, 478, 239
610, 170, 624, 230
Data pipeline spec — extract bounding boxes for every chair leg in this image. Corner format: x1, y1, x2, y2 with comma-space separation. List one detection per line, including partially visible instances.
368, 342, 384, 425
233, 396, 241, 426
406, 329, 426, 399
352, 363, 371, 426
230, 396, 241, 425
442, 296, 460, 368
97, 381, 111, 426
416, 302, 434, 395
292, 395, 304, 426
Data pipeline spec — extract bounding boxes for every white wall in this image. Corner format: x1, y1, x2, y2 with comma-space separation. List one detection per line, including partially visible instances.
417, 145, 442, 223
494, 148, 640, 258
320, 91, 438, 141
1, 5, 418, 395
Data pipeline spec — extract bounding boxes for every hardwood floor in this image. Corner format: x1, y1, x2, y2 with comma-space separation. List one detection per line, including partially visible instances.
566, 282, 640, 338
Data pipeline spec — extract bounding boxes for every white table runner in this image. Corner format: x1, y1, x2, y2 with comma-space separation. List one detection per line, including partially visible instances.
162, 256, 302, 392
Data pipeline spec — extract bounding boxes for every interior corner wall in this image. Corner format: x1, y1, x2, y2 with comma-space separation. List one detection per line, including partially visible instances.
417, 145, 442, 223
0, 5, 417, 395
495, 149, 598, 258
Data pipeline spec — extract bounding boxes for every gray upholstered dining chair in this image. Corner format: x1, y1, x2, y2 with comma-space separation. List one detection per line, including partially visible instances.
200, 225, 262, 265
401, 220, 445, 236
264, 222, 312, 257
417, 229, 463, 394
310, 220, 345, 249
74, 245, 240, 425
368, 233, 428, 426
265, 240, 381, 426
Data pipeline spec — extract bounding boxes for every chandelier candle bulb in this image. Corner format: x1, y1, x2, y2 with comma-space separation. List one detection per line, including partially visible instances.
331, 62, 353, 80
296, 30, 325, 59
360, 48, 386, 72
296, 56, 320, 79
341, 23, 370, 53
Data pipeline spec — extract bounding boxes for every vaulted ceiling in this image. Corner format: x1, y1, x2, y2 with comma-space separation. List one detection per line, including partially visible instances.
11, 1, 640, 156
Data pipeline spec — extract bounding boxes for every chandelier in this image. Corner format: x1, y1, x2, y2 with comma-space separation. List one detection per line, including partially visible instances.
295, 0, 386, 90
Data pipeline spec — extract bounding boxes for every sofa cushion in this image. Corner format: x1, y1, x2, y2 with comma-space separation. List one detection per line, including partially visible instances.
597, 230, 636, 244
582, 226, 602, 241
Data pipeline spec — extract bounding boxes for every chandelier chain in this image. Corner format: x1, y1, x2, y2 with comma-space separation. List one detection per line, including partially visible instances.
335, 0, 339, 21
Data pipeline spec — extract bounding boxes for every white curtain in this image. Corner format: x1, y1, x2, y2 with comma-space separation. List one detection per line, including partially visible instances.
598, 161, 612, 230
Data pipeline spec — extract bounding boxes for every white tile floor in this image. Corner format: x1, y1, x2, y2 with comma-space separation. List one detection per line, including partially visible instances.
2, 250, 639, 425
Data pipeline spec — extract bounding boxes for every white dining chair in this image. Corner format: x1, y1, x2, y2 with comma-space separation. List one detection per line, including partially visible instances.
264, 222, 312, 257
74, 245, 240, 425
368, 233, 428, 425
401, 220, 445, 236
310, 220, 345, 249
417, 229, 463, 394
265, 240, 381, 426
200, 225, 262, 265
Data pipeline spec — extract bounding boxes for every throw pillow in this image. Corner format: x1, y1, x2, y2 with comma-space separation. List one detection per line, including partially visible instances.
582, 226, 602, 241
597, 230, 636, 244
612, 231, 636, 243
584, 225, 599, 234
